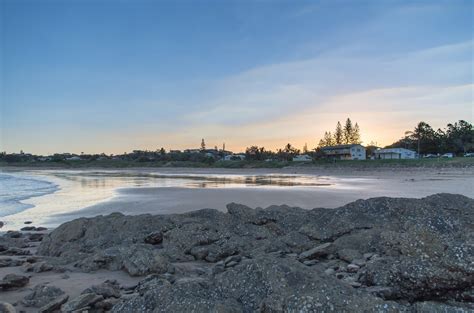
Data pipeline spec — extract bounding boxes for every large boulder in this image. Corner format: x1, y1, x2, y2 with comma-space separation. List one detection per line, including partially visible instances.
61, 293, 103, 312
113, 256, 406, 313
76, 244, 173, 276
82, 280, 121, 298
21, 284, 65, 307
0, 274, 29, 290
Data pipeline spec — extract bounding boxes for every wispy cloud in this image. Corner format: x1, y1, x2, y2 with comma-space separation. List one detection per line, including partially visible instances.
182, 39, 472, 124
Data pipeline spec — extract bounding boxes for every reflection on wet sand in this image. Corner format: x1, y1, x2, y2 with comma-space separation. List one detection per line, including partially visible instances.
0, 170, 337, 230
51, 172, 333, 189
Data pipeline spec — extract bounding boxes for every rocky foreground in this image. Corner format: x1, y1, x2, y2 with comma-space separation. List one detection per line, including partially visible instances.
0, 193, 473, 312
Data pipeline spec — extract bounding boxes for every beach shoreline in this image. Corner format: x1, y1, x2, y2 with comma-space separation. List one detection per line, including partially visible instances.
0, 166, 473, 231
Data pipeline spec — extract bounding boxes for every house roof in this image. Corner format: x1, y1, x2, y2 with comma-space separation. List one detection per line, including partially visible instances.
321, 144, 364, 150
375, 148, 416, 154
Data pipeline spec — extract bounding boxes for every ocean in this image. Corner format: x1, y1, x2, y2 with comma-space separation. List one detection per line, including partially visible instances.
0, 173, 59, 218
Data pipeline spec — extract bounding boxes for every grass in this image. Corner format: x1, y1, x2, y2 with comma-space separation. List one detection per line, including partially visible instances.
1, 157, 473, 169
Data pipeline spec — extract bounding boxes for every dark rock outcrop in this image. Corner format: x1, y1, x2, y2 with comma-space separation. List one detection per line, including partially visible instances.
0, 274, 29, 290
61, 293, 104, 312
36, 193, 474, 312
21, 283, 65, 307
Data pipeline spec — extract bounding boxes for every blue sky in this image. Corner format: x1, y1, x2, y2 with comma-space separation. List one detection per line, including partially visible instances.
1, 0, 473, 154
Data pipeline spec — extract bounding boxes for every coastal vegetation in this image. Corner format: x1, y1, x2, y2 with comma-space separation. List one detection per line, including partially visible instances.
318, 118, 362, 147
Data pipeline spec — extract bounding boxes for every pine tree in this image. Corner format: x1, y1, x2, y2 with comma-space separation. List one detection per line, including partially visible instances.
334, 121, 343, 144
343, 118, 353, 144
303, 143, 308, 153
351, 123, 361, 144
324, 131, 334, 146
201, 138, 206, 151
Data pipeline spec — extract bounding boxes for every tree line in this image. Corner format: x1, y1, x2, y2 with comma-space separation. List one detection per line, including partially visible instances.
2, 119, 472, 164
318, 118, 361, 147
387, 120, 473, 155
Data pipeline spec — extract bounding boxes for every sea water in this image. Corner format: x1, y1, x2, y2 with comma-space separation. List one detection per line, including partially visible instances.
0, 173, 59, 218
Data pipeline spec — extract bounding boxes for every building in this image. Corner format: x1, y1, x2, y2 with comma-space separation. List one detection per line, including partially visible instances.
66, 156, 82, 161
184, 149, 201, 154
293, 154, 312, 162
224, 154, 246, 161
374, 148, 416, 159
321, 144, 366, 160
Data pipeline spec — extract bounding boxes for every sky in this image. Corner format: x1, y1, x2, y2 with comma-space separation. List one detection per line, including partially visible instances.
1, 0, 473, 154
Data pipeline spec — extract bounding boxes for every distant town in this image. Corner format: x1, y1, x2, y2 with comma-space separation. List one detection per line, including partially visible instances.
1, 119, 472, 165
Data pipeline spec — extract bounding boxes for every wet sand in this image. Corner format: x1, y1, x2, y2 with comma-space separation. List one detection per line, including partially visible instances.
50, 167, 474, 224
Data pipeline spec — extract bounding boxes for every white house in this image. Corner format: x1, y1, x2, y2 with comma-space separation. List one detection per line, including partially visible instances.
321, 144, 366, 160
374, 148, 416, 159
66, 156, 82, 161
224, 154, 246, 161
293, 154, 312, 162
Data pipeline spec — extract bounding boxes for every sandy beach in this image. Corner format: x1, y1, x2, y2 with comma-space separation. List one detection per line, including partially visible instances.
71, 167, 473, 218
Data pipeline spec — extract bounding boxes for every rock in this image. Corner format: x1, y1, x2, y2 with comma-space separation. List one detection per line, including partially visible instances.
225, 261, 239, 268
61, 293, 103, 312
414, 301, 474, 313
0, 302, 15, 313
95, 297, 120, 310
24, 221, 33, 224
298, 242, 333, 260
122, 246, 172, 276
21, 226, 47, 232
0, 247, 30, 256
144, 231, 163, 245
224, 255, 241, 265
22, 262, 53, 273
303, 259, 318, 266
0, 222, 3, 229
212, 262, 225, 275
38, 294, 68, 313
5, 231, 21, 239
21, 226, 36, 231
22, 284, 65, 307
0, 274, 29, 290
34, 194, 474, 312
76, 244, 173, 276
0, 258, 24, 268
352, 258, 366, 267
363, 252, 375, 260
348, 281, 362, 288
324, 268, 335, 275
338, 248, 363, 262
82, 280, 121, 298
347, 264, 361, 273
336, 272, 347, 280
26, 256, 39, 263
188, 245, 209, 260
27, 233, 44, 242
212, 256, 404, 313
365, 286, 395, 299
359, 257, 474, 301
